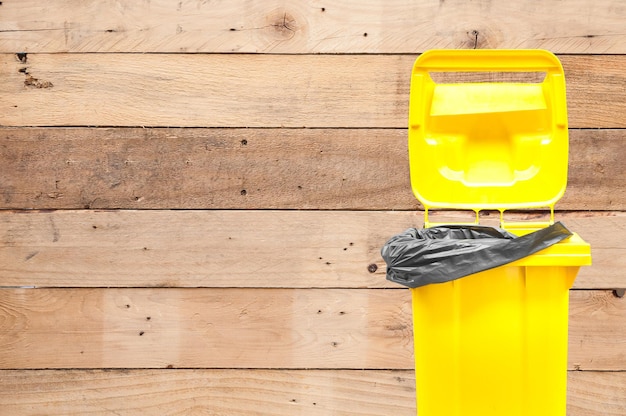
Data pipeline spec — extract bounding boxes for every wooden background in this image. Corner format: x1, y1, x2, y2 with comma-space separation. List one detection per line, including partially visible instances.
0, 1, 625, 414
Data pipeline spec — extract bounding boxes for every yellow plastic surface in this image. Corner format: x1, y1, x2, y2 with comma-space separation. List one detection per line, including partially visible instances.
409, 234, 590, 416
405, 50, 592, 415
408, 49, 569, 213
411, 264, 579, 416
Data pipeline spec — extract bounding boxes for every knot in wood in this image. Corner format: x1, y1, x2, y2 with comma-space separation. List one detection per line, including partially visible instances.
266, 11, 298, 40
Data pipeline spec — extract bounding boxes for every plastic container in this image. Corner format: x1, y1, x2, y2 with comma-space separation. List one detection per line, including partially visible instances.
406, 50, 591, 416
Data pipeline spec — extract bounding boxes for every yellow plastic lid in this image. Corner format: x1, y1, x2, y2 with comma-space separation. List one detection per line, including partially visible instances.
408, 50, 568, 223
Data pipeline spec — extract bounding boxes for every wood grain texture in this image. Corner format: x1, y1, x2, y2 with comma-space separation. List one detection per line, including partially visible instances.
0, 128, 623, 210
0, 288, 415, 370
0, 127, 410, 210
0, 369, 622, 416
0, 2, 622, 414
1, 0, 626, 54
0, 288, 623, 370
569, 290, 626, 371
0, 369, 416, 416
1, 54, 626, 128
567, 371, 626, 416
0, 210, 622, 289
0, 369, 417, 416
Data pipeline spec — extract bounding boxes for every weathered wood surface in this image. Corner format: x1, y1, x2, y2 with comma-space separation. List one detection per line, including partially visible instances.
0, 369, 622, 416
0, 210, 622, 289
569, 290, 626, 371
1, 54, 626, 128
1, 2, 623, 414
0, 127, 408, 210
567, 371, 626, 416
2, 0, 626, 54
0, 369, 417, 416
0, 288, 623, 370
0, 128, 623, 210
0, 288, 414, 369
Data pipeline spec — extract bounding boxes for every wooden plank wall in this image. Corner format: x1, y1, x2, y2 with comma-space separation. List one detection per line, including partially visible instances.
0, 1, 624, 414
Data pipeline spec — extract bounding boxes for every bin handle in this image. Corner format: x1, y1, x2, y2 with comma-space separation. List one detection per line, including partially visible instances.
413, 49, 564, 75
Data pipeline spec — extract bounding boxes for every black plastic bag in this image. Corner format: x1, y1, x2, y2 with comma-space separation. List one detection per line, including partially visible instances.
381, 221, 572, 288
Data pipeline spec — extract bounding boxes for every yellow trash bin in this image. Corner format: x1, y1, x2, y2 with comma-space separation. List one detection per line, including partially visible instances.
405, 50, 592, 416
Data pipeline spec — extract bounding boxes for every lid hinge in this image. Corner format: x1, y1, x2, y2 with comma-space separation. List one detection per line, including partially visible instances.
424, 207, 556, 233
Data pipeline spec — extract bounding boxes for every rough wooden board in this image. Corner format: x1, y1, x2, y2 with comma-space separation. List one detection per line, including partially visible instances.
569, 290, 626, 371
1, 54, 625, 128
0, 288, 414, 370
0, 369, 416, 416
567, 129, 626, 211
0, 369, 622, 416
0, 369, 417, 416
567, 371, 626, 416
0, 127, 411, 210
0, 209, 404, 289
0, 288, 622, 370
2, 0, 626, 53
0, 128, 623, 210
0, 210, 622, 289
563, 56, 626, 129
0, 53, 404, 128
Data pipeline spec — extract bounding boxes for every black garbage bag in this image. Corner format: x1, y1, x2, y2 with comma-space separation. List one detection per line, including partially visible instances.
381, 221, 572, 288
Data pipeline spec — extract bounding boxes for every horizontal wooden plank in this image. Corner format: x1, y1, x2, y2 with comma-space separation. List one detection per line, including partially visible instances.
1, 210, 621, 289
0, 127, 411, 210
0, 369, 622, 416
0, 128, 623, 210
569, 290, 626, 371
0, 369, 416, 416
0, 288, 623, 370
567, 371, 626, 416
0, 288, 414, 369
0, 210, 622, 289
567, 129, 626, 210
1, 54, 625, 128
2, 0, 626, 54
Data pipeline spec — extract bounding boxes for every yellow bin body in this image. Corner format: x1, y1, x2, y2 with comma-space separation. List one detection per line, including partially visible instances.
407, 50, 591, 416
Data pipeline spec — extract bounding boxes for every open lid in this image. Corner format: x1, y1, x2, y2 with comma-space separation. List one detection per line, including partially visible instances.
408, 50, 568, 225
